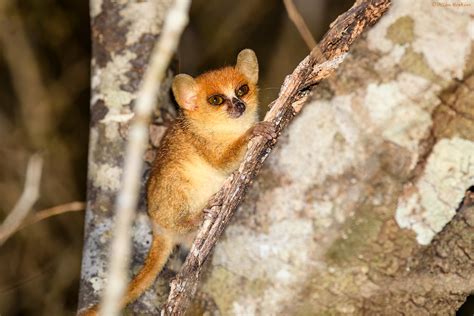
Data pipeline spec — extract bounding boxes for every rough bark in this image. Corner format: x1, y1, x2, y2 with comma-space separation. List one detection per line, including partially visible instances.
162, 1, 391, 314
80, 0, 474, 315
196, 1, 474, 315
78, 0, 177, 313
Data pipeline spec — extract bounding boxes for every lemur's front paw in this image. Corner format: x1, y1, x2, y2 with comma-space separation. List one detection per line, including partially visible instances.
250, 121, 277, 140
203, 208, 218, 220
203, 193, 223, 220
207, 193, 223, 208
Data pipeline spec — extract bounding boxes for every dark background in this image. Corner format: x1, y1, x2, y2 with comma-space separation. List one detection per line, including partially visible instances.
0, 0, 471, 315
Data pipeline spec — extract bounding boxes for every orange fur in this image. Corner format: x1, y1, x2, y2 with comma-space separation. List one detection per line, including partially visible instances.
80, 49, 264, 315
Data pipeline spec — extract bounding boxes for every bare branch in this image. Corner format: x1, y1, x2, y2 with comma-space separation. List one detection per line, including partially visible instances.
283, 0, 317, 51
21, 201, 85, 229
99, 1, 192, 315
161, 0, 391, 314
0, 154, 43, 246
0, 201, 85, 245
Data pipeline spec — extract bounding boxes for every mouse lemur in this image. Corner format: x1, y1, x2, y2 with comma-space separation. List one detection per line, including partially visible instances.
81, 48, 276, 315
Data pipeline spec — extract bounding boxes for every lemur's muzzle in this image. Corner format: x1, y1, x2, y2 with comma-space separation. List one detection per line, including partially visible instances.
231, 97, 246, 115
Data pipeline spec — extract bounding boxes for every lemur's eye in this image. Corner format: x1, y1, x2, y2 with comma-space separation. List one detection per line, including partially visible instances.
236, 84, 249, 97
208, 95, 225, 106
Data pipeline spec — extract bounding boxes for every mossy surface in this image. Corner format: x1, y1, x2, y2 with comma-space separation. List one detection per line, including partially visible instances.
400, 47, 441, 83
325, 205, 383, 266
203, 266, 269, 315
387, 16, 415, 45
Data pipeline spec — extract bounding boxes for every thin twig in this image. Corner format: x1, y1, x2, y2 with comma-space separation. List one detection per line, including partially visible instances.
283, 0, 317, 50
161, 0, 391, 314
282, 0, 333, 87
0, 201, 86, 245
21, 201, 86, 229
99, 1, 192, 316
0, 154, 43, 246
282, 0, 334, 66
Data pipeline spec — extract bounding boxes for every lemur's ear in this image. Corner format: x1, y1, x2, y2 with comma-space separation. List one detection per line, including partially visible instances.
172, 74, 198, 111
236, 49, 258, 84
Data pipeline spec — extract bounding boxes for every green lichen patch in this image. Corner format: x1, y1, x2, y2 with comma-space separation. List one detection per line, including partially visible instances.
293, 304, 340, 316
387, 16, 415, 45
331, 40, 383, 94
292, 265, 368, 315
325, 204, 383, 266
203, 266, 269, 315
400, 47, 441, 83
324, 170, 414, 270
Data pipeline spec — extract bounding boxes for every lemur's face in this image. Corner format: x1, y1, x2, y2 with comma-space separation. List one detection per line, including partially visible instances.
172, 49, 259, 121
194, 66, 258, 119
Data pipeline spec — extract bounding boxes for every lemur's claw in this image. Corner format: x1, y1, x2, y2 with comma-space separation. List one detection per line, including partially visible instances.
251, 121, 277, 140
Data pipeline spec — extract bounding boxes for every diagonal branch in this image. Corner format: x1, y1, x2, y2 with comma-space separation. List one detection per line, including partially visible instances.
161, 0, 391, 314
283, 0, 317, 51
0, 201, 85, 245
0, 154, 43, 246
20, 201, 85, 230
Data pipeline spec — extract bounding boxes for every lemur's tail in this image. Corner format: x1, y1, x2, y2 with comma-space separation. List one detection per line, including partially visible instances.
122, 233, 174, 306
79, 233, 174, 316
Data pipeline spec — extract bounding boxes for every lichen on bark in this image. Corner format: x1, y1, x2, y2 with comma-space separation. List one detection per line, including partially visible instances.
80, 0, 473, 314
79, 0, 176, 313
197, 1, 474, 314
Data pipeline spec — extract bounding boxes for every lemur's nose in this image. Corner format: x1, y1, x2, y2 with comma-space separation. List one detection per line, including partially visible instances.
232, 97, 246, 113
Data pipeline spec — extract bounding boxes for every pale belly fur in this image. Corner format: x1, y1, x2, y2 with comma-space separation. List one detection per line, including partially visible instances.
181, 155, 228, 214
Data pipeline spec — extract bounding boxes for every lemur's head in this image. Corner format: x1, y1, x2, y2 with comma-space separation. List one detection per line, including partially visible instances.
172, 49, 259, 125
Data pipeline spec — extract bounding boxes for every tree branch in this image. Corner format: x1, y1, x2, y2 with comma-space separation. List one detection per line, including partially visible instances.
0, 154, 43, 246
283, 0, 317, 51
20, 201, 85, 229
161, 0, 391, 314
0, 201, 85, 245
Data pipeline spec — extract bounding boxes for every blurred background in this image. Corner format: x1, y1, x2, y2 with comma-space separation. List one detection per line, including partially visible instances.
0, 0, 422, 315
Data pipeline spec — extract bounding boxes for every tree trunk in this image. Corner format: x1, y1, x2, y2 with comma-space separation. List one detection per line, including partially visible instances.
197, 1, 474, 315
79, 0, 473, 315
78, 0, 176, 313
